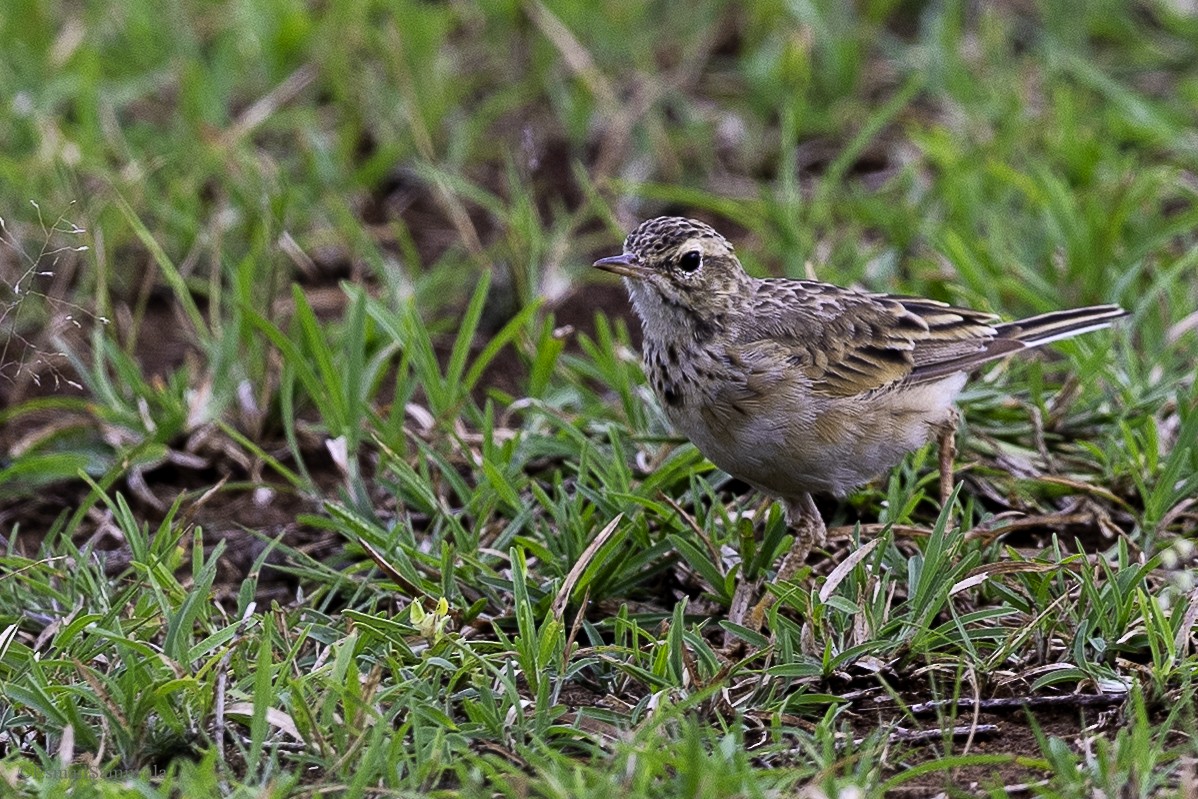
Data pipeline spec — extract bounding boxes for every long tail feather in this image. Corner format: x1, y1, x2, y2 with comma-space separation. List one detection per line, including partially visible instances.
909, 304, 1127, 383
994, 304, 1129, 347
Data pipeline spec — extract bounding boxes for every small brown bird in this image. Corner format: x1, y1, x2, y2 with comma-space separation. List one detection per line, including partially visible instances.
595, 216, 1127, 615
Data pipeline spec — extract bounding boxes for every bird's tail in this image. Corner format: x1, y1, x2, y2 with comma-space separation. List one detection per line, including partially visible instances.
908, 303, 1128, 383
995, 304, 1130, 348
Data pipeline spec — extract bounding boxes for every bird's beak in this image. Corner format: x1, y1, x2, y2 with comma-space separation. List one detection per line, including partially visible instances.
593, 253, 649, 279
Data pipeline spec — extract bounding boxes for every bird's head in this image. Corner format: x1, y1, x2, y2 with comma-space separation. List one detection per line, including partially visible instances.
593, 217, 750, 322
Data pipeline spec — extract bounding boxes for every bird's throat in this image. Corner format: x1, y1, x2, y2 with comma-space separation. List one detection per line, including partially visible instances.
627, 279, 726, 347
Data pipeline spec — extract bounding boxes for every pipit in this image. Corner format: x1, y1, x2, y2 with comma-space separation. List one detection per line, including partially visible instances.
595, 216, 1127, 625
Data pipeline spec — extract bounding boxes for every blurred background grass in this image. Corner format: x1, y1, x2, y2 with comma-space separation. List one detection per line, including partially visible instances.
4, 0, 1196, 316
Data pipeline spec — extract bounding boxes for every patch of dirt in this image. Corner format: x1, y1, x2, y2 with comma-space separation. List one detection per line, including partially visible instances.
878, 708, 1072, 794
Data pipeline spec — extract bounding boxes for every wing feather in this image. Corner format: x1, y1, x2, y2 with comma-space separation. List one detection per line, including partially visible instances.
737, 280, 999, 397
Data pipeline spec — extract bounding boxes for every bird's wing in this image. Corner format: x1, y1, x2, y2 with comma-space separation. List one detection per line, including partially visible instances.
736, 280, 1010, 397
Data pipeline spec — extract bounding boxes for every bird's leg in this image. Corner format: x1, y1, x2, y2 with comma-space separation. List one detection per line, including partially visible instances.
778, 492, 825, 582
937, 409, 959, 507
744, 492, 825, 632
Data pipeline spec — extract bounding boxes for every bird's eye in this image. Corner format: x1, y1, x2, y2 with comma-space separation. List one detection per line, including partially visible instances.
677, 250, 702, 273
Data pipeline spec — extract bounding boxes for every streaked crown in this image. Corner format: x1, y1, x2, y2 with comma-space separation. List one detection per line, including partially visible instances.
623, 217, 734, 263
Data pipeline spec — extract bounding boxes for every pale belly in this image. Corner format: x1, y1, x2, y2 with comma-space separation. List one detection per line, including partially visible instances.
663, 373, 966, 499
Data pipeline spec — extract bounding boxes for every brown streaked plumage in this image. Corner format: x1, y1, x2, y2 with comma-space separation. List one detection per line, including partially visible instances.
595, 216, 1128, 628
